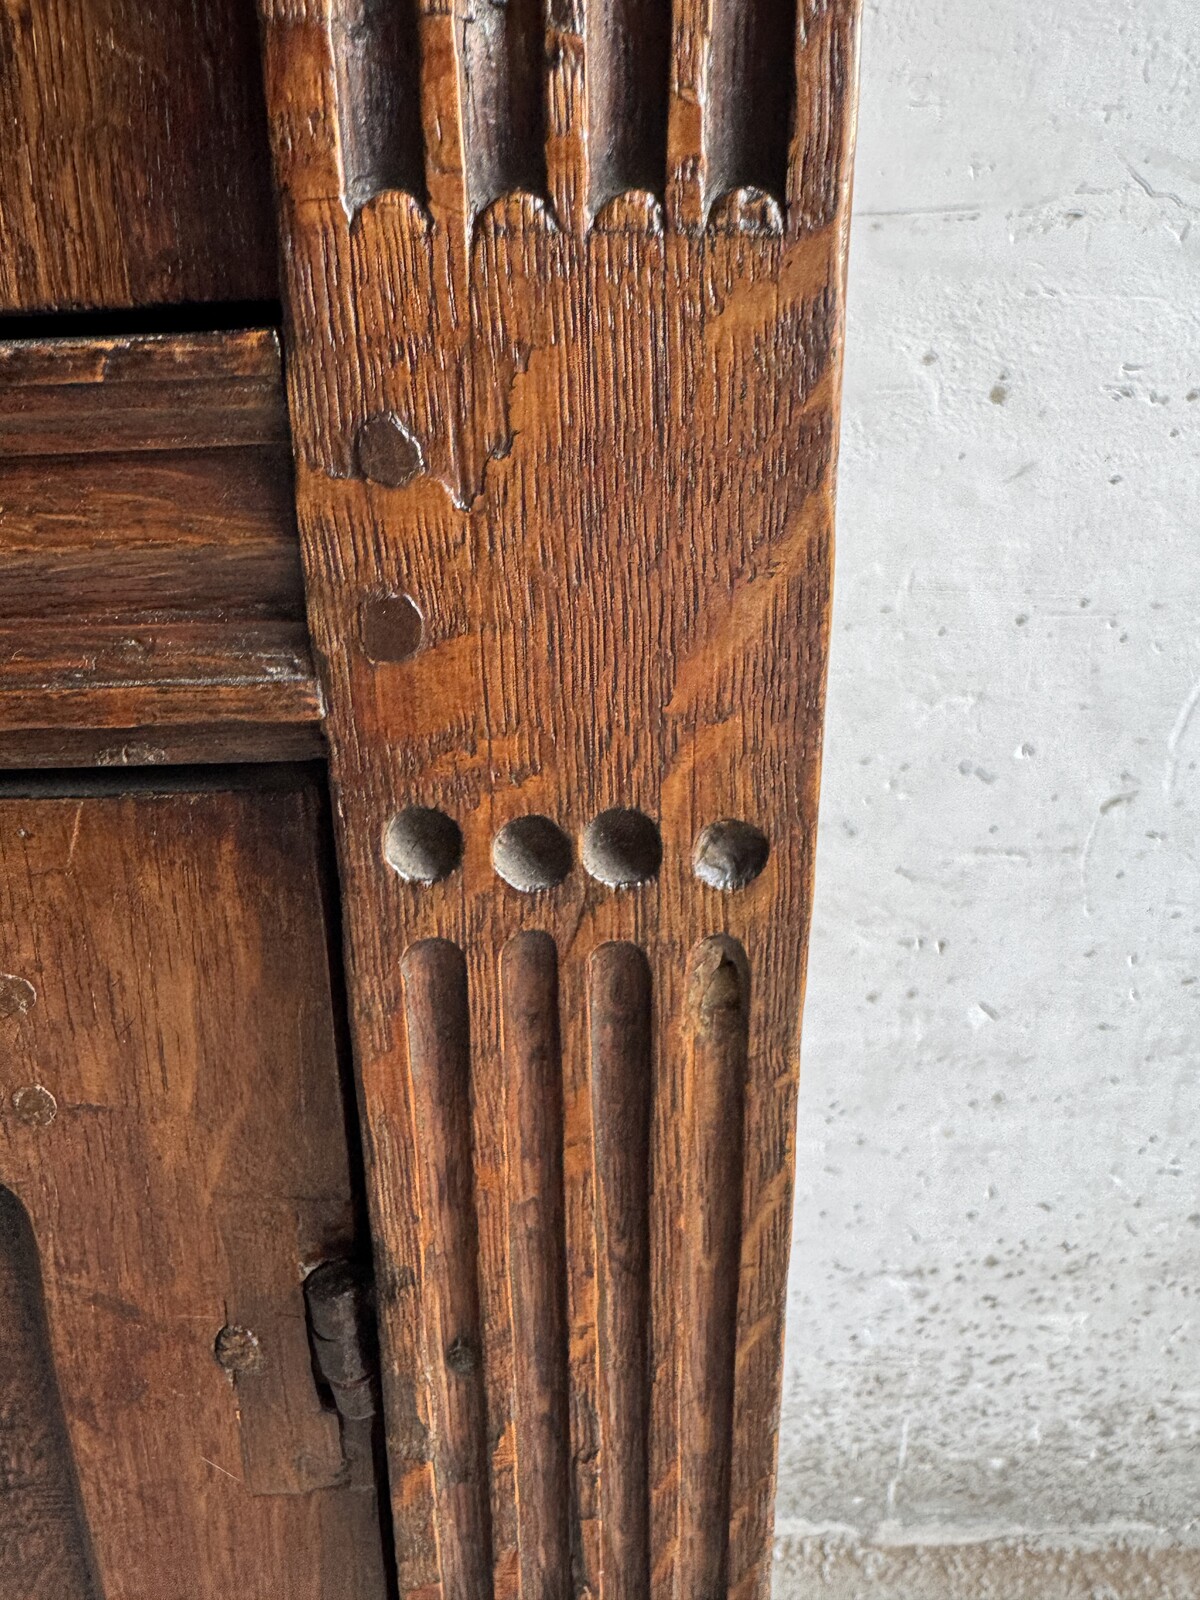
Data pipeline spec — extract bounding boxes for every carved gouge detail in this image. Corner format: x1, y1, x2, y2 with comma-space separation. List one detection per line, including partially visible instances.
257, 4, 861, 1596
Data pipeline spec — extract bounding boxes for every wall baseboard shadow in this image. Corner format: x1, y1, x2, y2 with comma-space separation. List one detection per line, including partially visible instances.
773, 1533, 1200, 1600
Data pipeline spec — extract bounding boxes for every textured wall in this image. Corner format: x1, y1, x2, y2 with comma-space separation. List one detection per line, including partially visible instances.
778, 0, 1200, 1591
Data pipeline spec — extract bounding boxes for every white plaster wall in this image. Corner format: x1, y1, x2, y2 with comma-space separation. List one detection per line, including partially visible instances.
777, 0, 1200, 1589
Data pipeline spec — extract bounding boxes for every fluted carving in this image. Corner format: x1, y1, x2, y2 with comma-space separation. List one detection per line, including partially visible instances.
257, 3, 860, 1594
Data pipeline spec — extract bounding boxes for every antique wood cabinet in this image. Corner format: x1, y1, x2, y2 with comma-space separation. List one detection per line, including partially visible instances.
0, 4, 859, 1597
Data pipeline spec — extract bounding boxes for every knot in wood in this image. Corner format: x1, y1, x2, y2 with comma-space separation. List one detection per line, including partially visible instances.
445, 1336, 479, 1377
0, 973, 37, 1018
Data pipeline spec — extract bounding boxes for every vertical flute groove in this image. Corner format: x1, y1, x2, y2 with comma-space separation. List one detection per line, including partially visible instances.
706, 0, 797, 207
333, 0, 426, 210
501, 932, 572, 1599
558, 946, 603, 1596
677, 936, 750, 1597
402, 939, 494, 1600
587, 0, 671, 215
451, 0, 548, 220
590, 943, 653, 1600
668, 0, 801, 228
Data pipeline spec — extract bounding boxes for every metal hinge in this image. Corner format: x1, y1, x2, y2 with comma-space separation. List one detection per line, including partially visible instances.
303, 1260, 379, 1485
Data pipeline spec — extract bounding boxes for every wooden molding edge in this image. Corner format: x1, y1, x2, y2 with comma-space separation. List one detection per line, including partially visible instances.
0, 329, 324, 766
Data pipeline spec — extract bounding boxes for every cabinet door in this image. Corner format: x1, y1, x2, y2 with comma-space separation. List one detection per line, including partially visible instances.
0, 774, 389, 1599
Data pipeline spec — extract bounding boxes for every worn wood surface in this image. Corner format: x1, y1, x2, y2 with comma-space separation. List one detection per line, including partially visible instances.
0, 0, 277, 312
260, 3, 860, 1597
0, 331, 292, 454
0, 774, 388, 1599
0, 331, 323, 765
0, 1187, 100, 1596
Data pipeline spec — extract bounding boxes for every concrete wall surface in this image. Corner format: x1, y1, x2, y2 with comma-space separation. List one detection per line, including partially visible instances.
777, 0, 1200, 1593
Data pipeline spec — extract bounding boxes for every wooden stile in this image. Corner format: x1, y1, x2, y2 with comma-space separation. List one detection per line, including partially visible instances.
257, 4, 861, 1597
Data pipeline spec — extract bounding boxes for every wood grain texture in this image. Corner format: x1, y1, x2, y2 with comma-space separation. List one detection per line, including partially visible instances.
587, 0, 670, 218
590, 943, 653, 1600
501, 933, 571, 1599
677, 937, 749, 1599
0, 331, 323, 765
0, 453, 299, 619
402, 939, 493, 1600
0, 1188, 101, 1597
259, 3, 860, 1596
0, 776, 388, 1600
0, 331, 290, 456
0, 0, 278, 311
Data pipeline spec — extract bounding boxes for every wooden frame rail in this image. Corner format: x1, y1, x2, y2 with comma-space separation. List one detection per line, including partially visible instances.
0, 330, 323, 766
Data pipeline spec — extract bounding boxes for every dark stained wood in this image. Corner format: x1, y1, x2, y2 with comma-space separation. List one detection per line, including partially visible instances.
0, 776, 388, 1599
332, 0, 426, 212
706, 0, 797, 208
0, 331, 323, 765
0, 1187, 101, 1598
0, 452, 300, 619
0, 0, 278, 312
586, 1, 671, 216
258, 4, 860, 1598
0, 331, 290, 456
0, 619, 321, 751
0, 721, 322, 771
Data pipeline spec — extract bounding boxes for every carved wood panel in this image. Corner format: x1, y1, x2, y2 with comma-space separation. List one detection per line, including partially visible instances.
258, 5, 860, 1597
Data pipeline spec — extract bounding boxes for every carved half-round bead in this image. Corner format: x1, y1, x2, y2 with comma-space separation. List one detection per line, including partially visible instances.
708, 186, 785, 238
492, 815, 573, 892
475, 190, 557, 240
352, 189, 432, 237
592, 189, 665, 235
